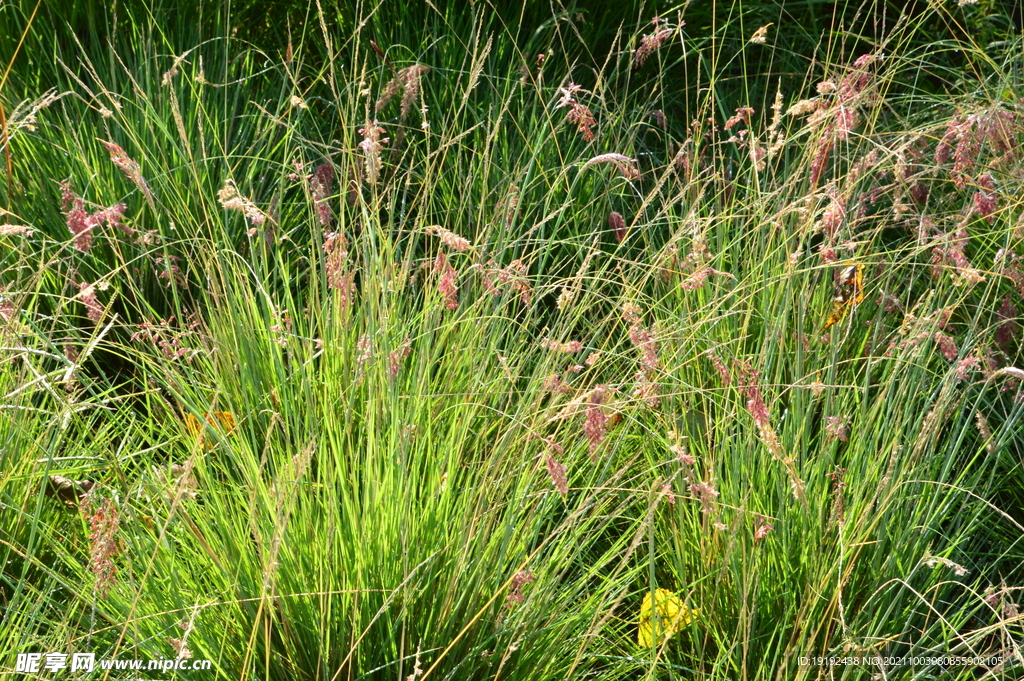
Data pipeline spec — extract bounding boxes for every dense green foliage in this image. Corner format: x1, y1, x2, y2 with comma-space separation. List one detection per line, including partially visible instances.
2, 1, 1023, 679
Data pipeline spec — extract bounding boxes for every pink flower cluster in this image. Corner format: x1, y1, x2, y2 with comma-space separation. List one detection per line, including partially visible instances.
583, 385, 610, 456
541, 338, 583, 353
389, 338, 411, 378
609, 211, 626, 242
936, 108, 1018, 189
688, 481, 719, 515
973, 173, 998, 224
61, 179, 130, 252
557, 83, 596, 142
506, 569, 535, 605
478, 259, 532, 304
434, 251, 459, 310
131, 316, 201, 361
546, 455, 568, 496
358, 121, 389, 185
84, 494, 120, 598
310, 162, 335, 226
825, 415, 849, 442
929, 225, 983, 285
753, 515, 773, 541
323, 232, 350, 290
791, 54, 878, 184
724, 107, 754, 130
78, 282, 103, 323
633, 18, 676, 68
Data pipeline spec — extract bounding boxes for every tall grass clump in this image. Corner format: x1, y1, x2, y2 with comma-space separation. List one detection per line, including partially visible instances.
1, 0, 1022, 679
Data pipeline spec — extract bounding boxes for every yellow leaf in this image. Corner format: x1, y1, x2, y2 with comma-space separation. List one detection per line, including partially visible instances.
637, 588, 697, 647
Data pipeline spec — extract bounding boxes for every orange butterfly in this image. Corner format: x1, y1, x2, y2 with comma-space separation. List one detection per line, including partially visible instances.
824, 263, 864, 330
183, 411, 237, 450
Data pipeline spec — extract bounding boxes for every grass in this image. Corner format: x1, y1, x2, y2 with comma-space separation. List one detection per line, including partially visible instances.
1, 0, 1023, 679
